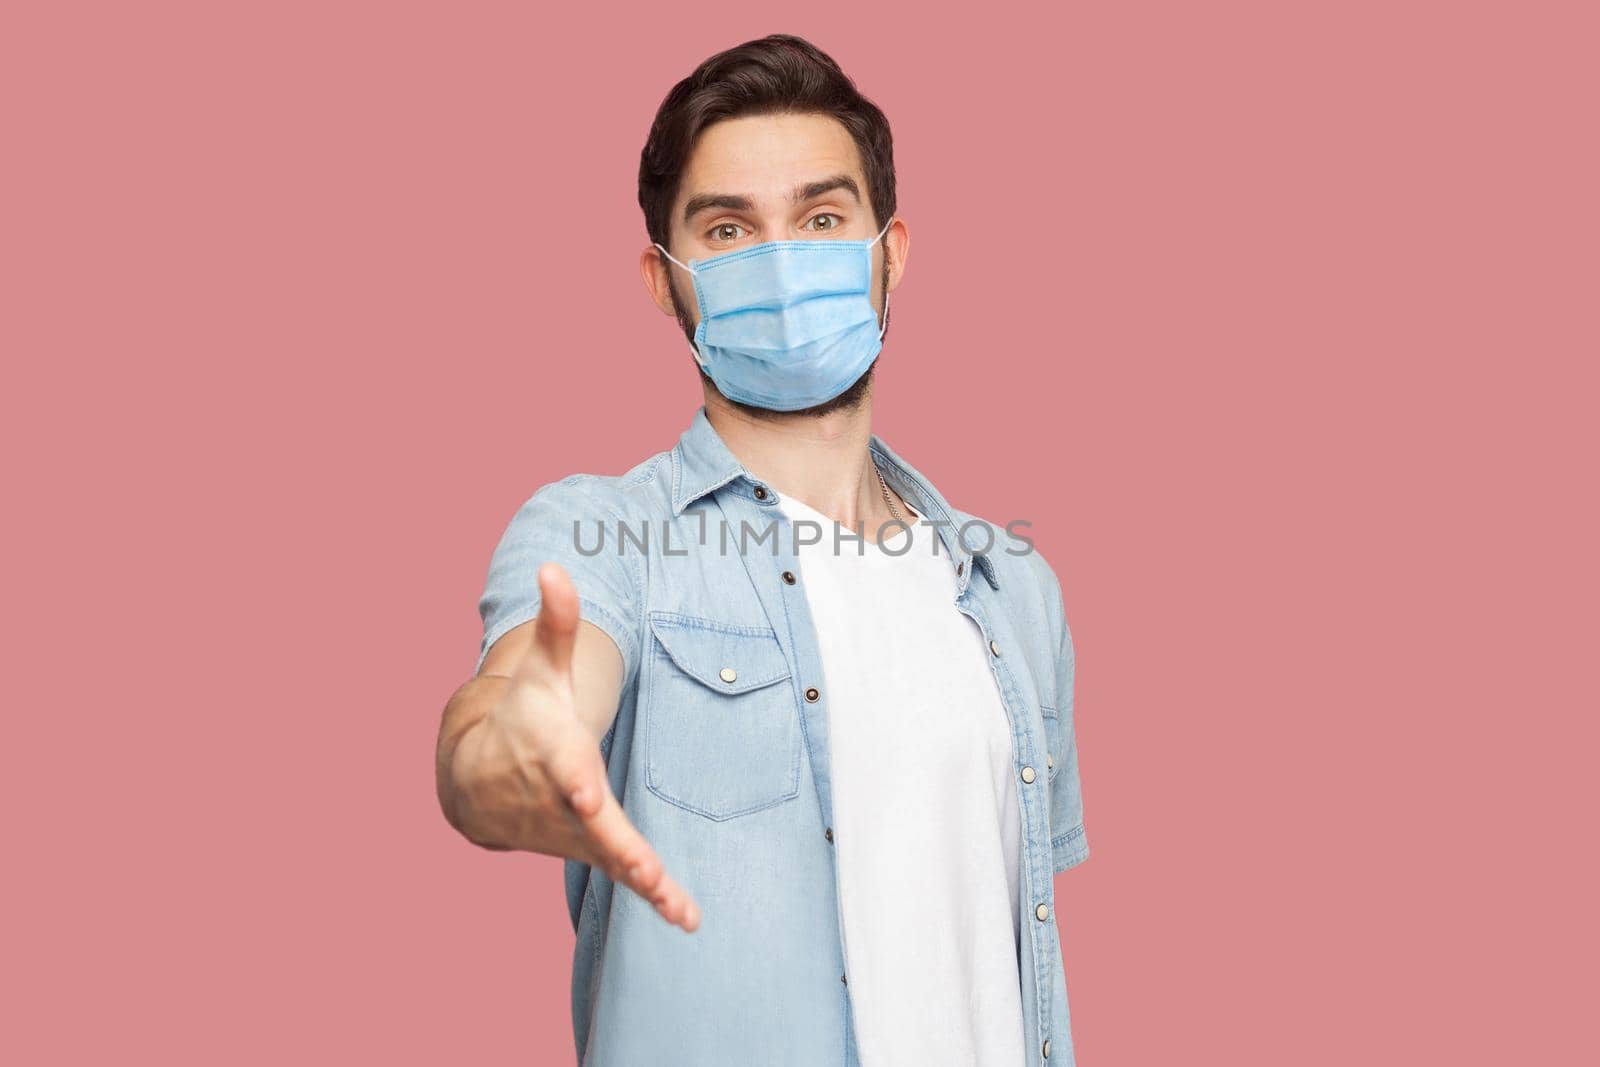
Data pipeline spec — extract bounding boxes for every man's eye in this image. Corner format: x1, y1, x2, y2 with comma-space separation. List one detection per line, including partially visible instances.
711, 223, 744, 242
807, 214, 842, 231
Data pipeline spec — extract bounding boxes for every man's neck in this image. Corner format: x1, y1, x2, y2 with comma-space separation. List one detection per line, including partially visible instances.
703, 394, 901, 531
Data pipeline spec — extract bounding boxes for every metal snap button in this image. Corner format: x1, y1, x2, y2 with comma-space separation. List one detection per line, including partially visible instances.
825, 826, 833, 843
989, 639, 1001, 656
1047, 753, 1054, 769
1021, 766, 1036, 784
1035, 903, 1050, 921
804, 686, 820, 702
753, 485, 768, 500
781, 570, 796, 585
719, 667, 737, 683
1043, 1039, 1052, 1058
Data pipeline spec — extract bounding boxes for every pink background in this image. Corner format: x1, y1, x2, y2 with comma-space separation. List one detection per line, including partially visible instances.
5, 2, 1595, 1064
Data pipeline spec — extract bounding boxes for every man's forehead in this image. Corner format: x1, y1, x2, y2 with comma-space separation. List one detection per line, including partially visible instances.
676, 115, 865, 211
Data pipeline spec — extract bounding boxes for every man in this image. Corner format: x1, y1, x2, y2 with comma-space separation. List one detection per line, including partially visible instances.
435, 34, 1089, 1067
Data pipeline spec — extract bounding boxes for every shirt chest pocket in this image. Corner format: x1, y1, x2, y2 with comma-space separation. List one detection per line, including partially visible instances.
643, 612, 802, 821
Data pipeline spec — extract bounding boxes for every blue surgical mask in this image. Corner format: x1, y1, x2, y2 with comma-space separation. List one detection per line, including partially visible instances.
655, 216, 894, 411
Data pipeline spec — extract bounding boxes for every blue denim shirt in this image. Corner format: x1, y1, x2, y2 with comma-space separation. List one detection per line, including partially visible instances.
475, 406, 1089, 1066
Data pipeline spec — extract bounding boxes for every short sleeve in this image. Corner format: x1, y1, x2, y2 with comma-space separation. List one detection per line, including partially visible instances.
473, 477, 643, 683
1038, 553, 1088, 873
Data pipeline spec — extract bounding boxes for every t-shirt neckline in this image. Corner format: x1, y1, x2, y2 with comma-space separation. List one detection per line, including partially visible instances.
776, 490, 923, 551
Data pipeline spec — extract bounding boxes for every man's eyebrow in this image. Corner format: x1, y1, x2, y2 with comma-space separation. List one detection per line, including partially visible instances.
681, 174, 863, 224
794, 174, 862, 205
681, 193, 755, 223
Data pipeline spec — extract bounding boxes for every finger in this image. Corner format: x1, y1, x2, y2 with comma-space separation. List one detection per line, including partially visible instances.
566, 822, 698, 932
638, 866, 701, 932
615, 841, 702, 933
566, 776, 660, 883
514, 697, 700, 928
567, 779, 700, 932
529, 720, 684, 922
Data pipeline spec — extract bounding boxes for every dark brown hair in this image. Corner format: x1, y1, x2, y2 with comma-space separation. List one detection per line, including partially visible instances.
637, 34, 897, 249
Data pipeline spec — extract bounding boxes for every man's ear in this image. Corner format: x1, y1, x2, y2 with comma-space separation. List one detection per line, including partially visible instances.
639, 246, 682, 317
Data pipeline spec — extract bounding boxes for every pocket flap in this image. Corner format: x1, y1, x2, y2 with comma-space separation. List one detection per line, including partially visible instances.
648, 613, 793, 694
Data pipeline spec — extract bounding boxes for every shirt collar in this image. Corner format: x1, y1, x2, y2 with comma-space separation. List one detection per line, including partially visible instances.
669, 406, 1001, 593
669, 406, 747, 515
866, 430, 1002, 594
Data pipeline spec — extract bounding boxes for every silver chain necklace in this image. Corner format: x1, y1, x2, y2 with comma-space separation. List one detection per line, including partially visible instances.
874, 462, 905, 525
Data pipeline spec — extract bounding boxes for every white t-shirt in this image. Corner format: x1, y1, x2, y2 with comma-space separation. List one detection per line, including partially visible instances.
776, 490, 1025, 1067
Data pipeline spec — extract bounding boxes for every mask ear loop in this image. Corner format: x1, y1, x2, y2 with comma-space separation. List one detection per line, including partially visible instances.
870, 216, 894, 338
654, 242, 696, 275
653, 243, 711, 368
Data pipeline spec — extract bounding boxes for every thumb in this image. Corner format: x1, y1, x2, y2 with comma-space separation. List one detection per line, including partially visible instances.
521, 562, 580, 681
